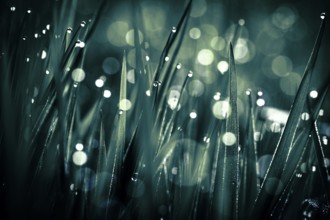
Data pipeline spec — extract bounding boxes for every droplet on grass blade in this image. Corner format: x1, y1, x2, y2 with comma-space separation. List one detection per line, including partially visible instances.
212, 100, 231, 119
222, 132, 237, 146
172, 27, 177, 33
189, 111, 197, 119
320, 12, 326, 20
10, 6, 15, 11
119, 99, 132, 111
67, 27, 73, 33
71, 68, 86, 82
309, 90, 318, 98
103, 89, 111, 98
41, 50, 47, 59
301, 112, 310, 121
95, 78, 105, 88
75, 40, 85, 48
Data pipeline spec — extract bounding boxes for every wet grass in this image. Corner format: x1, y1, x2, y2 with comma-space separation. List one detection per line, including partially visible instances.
0, 0, 330, 219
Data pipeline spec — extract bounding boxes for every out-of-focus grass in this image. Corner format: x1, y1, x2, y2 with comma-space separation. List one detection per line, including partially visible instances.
0, 0, 330, 219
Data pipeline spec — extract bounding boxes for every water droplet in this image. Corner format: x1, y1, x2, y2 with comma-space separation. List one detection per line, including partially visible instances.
45, 69, 50, 74
27, 9, 31, 14
153, 81, 161, 87
301, 112, 310, 121
172, 27, 177, 33
75, 143, 84, 151
95, 78, 105, 88
256, 98, 265, 107
34, 33, 39, 38
320, 12, 326, 20
46, 24, 50, 30
103, 90, 111, 98
257, 91, 263, 96
309, 90, 318, 98
70, 184, 75, 191
80, 21, 86, 27
72, 151, 87, 166
145, 90, 151, 96
145, 55, 150, 61
22, 37, 26, 41
42, 29, 46, 34
213, 92, 221, 101
164, 56, 170, 62
245, 90, 251, 95
41, 50, 47, 59
189, 111, 197, 119
176, 63, 182, 69
131, 173, 138, 182
188, 70, 193, 77
222, 132, 237, 146
75, 40, 85, 48
10, 6, 16, 11
71, 68, 86, 82
26, 57, 30, 62
67, 27, 73, 33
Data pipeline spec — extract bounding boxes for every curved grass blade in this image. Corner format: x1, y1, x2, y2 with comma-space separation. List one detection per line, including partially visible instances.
250, 16, 327, 219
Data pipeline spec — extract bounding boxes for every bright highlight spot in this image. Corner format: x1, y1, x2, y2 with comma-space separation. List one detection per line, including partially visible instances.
212, 100, 231, 119
125, 29, 144, 46
75, 143, 84, 151
41, 50, 47, 59
168, 90, 180, 110
71, 68, 86, 82
309, 90, 318, 98
119, 99, 132, 111
256, 98, 265, 106
103, 90, 111, 98
222, 132, 237, 146
72, 151, 87, 166
301, 112, 310, 121
189, 111, 197, 119
75, 40, 85, 48
189, 28, 201, 39
95, 78, 105, 88
217, 61, 229, 74
197, 49, 214, 65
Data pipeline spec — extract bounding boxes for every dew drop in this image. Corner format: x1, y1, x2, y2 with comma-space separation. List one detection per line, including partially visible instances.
81, 21, 86, 27
165, 56, 170, 62
176, 63, 182, 69
320, 12, 326, 20
153, 81, 161, 87
45, 70, 50, 74
67, 27, 73, 33
189, 111, 197, 119
172, 27, 177, 33
75, 40, 85, 48
46, 24, 50, 30
42, 29, 46, 34
27, 9, 31, 14
10, 6, 16, 11
301, 112, 310, 121
188, 70, 193, 77
131, 172, 138, 182
103, 90, 111, 98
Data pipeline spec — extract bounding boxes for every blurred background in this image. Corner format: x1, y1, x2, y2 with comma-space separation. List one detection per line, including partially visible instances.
1, 0, 330, 219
